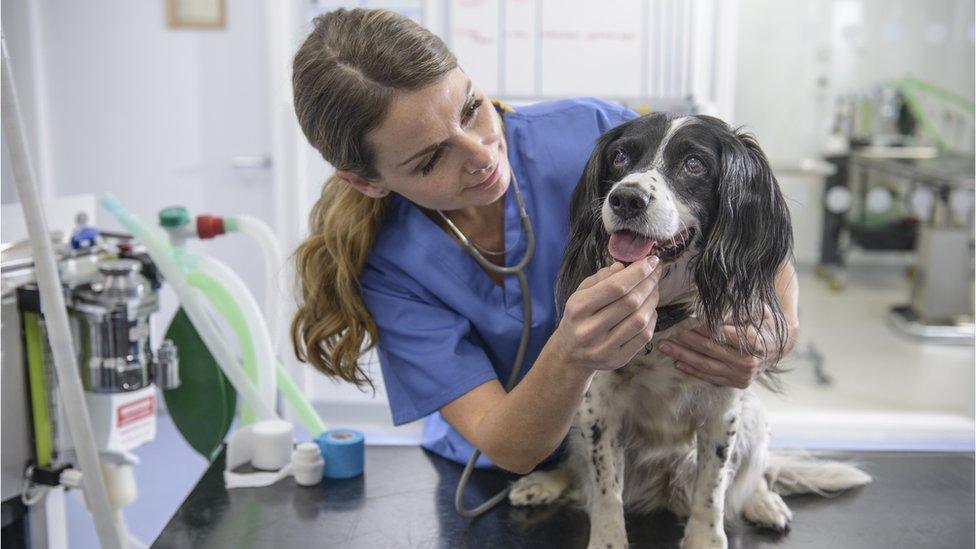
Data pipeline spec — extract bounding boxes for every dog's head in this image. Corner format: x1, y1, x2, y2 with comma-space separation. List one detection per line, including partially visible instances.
557, 113, 793, 356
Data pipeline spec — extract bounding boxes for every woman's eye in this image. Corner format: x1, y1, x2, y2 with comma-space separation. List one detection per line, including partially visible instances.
612, 150, 629, 168
463, 99, 483, 124
417, 99, 482, 176
419, 149, 442, 175
684, 156, 706, 175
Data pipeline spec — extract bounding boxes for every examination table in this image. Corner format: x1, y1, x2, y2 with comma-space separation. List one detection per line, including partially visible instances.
153, 446, 974, 548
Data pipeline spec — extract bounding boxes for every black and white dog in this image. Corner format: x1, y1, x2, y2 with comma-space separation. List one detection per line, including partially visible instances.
508, 113, 871, 549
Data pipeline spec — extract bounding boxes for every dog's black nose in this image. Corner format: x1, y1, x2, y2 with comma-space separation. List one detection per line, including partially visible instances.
608, 187, 651, 220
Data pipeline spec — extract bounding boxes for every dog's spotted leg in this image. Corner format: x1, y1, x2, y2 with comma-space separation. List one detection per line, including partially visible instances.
579, 382, 627, 549
681, 393, 742, 549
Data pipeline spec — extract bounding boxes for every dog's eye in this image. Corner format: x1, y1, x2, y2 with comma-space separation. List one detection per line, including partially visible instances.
612, 150, 629, 169
684, 156, 706, 176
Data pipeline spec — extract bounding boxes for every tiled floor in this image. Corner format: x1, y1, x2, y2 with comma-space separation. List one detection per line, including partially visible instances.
760, 262, 975, 450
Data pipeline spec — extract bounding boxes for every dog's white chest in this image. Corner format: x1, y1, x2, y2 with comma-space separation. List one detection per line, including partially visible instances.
588, 322, 720, 447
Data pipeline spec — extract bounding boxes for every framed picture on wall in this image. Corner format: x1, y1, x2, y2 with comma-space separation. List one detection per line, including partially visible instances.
166, 0, 226, 29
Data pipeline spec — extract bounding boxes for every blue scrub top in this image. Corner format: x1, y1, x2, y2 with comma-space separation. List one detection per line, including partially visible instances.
361, 97, 637, 467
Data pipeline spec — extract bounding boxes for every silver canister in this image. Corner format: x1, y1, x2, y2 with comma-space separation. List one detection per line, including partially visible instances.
70, 259, 159, 392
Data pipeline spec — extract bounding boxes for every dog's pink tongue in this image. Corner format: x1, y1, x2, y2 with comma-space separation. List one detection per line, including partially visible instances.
608, 231, 656, 263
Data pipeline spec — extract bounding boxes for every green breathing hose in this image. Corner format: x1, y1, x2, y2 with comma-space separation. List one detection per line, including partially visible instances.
188, 270, 327, 437
187, 271, 260, 427
893, 76, 976, 153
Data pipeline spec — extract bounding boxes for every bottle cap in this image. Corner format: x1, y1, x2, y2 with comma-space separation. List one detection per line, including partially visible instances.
159, 206, 189, 228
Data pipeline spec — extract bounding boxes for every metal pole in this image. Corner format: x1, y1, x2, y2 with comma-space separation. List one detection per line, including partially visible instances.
1, 31, 124, 549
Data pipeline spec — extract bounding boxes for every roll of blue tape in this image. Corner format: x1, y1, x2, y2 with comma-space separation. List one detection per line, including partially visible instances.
315, 429, 365, 479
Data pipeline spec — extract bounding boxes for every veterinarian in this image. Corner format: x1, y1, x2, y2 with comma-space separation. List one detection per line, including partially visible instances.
290, 8, 799, 478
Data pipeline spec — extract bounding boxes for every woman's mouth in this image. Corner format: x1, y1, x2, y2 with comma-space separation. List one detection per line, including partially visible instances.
608, 227, 697, 264
466, 163, 499, 191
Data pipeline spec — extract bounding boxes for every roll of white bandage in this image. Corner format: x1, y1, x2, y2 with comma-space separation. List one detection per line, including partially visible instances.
250, 420, 294, 471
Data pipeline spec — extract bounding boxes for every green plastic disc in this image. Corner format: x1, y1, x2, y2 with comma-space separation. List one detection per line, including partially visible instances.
158, 206, 190, 228
163, 307, 236, 460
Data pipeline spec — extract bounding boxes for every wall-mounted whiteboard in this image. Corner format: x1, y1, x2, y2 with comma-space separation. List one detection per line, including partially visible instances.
306, 0, 737, 113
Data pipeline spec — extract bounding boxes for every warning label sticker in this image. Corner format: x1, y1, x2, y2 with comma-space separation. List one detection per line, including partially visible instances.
117, 395, 155, 428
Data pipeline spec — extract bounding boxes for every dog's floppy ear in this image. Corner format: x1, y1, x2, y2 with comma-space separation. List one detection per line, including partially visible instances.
554, 127, 622, 314
693, 117, 794, 357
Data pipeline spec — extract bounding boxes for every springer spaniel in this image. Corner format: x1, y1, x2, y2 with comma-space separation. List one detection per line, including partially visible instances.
508, 113, 871, 549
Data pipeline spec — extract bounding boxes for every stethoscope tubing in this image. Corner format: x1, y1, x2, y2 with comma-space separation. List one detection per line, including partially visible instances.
442, 176, 536, 518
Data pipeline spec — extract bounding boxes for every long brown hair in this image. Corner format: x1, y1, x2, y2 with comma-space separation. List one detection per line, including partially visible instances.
291, 9, 457, 387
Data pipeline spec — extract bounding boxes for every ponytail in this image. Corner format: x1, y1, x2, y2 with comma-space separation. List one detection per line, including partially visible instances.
291, 175, 389, 388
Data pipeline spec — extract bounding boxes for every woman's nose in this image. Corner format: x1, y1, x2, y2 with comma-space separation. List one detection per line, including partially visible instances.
459, 132, 494, 173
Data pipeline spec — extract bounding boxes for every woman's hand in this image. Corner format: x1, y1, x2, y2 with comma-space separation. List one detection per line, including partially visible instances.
658, 306, 797, 389
551, 256, 663, 374
659, 260, 800, 389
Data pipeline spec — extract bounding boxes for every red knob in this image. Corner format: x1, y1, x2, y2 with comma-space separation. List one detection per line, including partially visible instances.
196, 215, 225, 239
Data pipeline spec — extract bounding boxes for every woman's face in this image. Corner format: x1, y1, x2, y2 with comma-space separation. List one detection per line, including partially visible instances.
344, 68, 511, 212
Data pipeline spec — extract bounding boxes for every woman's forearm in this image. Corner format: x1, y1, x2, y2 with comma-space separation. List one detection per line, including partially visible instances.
442, 259, 662, 474
477, 347, 591, 472
775, 260, 800, 355
459, 341, 593, 474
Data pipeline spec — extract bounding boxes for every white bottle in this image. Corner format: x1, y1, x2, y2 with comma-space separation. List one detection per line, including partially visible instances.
291, 442, 325, 486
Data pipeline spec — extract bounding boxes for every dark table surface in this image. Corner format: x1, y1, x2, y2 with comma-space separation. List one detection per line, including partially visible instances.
152, 446, 974, 548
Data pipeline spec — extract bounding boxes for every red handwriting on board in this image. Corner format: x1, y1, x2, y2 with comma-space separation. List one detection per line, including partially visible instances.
543, 30, 636, 42
455, 28, 495, 45
587, 32, 636, 42
543, 30, 580, 40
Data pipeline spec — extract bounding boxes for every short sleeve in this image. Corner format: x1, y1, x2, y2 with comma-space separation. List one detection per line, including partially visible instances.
361, 264, 498, 426
588, 97, 640, 130
507, 97, 639, 205
560, 99, 638, 192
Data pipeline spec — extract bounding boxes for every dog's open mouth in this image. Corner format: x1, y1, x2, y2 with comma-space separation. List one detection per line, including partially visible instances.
608, 227, 697, 264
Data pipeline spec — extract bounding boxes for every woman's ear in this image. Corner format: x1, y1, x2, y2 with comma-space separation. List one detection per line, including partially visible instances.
336, 170, 390, 198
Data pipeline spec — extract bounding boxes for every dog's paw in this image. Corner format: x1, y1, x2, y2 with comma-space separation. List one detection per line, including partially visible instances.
681, 519, 728, 549
587, 541, 627, 549
508, 471, 569, 506
587, 522, 628, 549
743, 488, 793, 532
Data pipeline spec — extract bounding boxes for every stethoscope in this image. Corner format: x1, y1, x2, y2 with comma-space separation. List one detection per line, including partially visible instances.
436, 172, 537, 518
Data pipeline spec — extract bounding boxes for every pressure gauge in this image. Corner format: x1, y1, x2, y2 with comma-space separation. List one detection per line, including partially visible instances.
949, 188, 974, 216
825, 186, 852, 214
909, 186, 935, 221
866, 186, 893, 213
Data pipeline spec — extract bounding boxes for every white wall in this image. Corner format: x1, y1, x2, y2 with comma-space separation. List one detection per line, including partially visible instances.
4, 0, 277, 344
733, 0, 975, 265
1, 0, 52, 204
39, 0, 273, 238
2, 1, 277, 545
